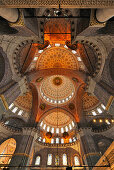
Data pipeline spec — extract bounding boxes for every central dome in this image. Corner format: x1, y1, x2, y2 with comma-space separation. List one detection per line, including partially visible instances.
53, 76, 62, 86
40, 75, 75, 105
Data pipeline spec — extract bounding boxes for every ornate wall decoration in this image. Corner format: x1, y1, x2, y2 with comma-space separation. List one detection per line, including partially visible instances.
0, 0, 113, 7
63, 132, 69, 139
36, 77, 43, 83
36, 47, 79, 70
37, 40, 50, 50
72, 77, 79, 83
14, 91, 32, 112
76, 39, 102, 78
40, 103, 46, 110
43, 110, 71, 128
46, 132, 52, 139
65, 40, 77, 50
44, 18, 71, 43
39, 75, 75, 105
82, 92, 99, 111
69, 103, 75, 110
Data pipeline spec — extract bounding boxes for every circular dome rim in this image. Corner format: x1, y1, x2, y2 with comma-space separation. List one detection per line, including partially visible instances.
39, 75, 76, 106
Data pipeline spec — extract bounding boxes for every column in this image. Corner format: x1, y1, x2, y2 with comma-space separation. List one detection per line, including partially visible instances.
1, 82, 21, 106
9, 128, 38, 170
96, 9, 114, 23
79, 129, 101, 170
0, 8, 19, 23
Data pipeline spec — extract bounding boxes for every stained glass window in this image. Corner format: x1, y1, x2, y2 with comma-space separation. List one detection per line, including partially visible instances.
47, 154, 52, 165
51, 138, 54, 144
40, 121, 43, 127
56, 138, 59, 144
92, 111, 96, 116
55, 155, 59, 166
35, 156, 40, 165
56, 128, 59, 133
43, 138, 45, 143
97, 108, 102, 113
61, 127, 64, 133
65, 126, 68, 132
12, 107, 18, 113
72, 121, 75, 127
101, 104, 106, 110
74, 156, 80, 166
43, 124, 46, 130
47, 126, 50, 132
8, 103, 14, 109
18, 110, 23, 116
69, 124, 72, 130
51, 128, 54, 133
69, 138, 72, 143
61, 138, 64, 143
63, 154, 67, 165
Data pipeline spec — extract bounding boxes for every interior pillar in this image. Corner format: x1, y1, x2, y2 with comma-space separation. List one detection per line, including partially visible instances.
96, 9, 114, 23
79, 129, 101, 170
1, 82, 21, 106
9, 128, 37, 170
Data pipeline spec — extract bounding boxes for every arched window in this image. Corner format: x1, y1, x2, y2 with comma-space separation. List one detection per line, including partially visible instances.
35, 156, 41, 165
74, 156, 80, 166
47, 154, 52, 165
0, 138, 16, 166
63, 154, 67, 165
55, 155, 59, 166
51, 138, 54, 144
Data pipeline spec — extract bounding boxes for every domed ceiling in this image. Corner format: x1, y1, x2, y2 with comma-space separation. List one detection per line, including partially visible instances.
82, 92, 100, 111
42, 109, 72, 128
39, 75, 75, 105
36, 46, 79, 70
14, 92, 32, 112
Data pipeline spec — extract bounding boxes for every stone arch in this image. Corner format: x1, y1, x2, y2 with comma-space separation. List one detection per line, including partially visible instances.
3, 36, 39, 82
76, 40, 103, 78
0, 47, 12, 88
73, 154, 81, 166
4, 117, 26, 130
75, 37, 107, 81
36, 46, 79, 70
32, 153, 42, 166
39, 107, 75, 125
109, 52, 114, 82
0, 50, 5, 83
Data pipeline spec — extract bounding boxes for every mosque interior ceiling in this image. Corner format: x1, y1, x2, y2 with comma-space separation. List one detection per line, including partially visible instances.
0, 6, 113, 170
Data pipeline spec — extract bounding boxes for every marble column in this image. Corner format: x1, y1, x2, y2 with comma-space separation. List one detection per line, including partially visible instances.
96, 9, 114, 23
0, 8, 19, 23
79, 129, 101, 170
9, 128, 38, 170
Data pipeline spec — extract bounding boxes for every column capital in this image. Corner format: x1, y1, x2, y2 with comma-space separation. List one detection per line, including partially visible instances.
22, 127, 38, 140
